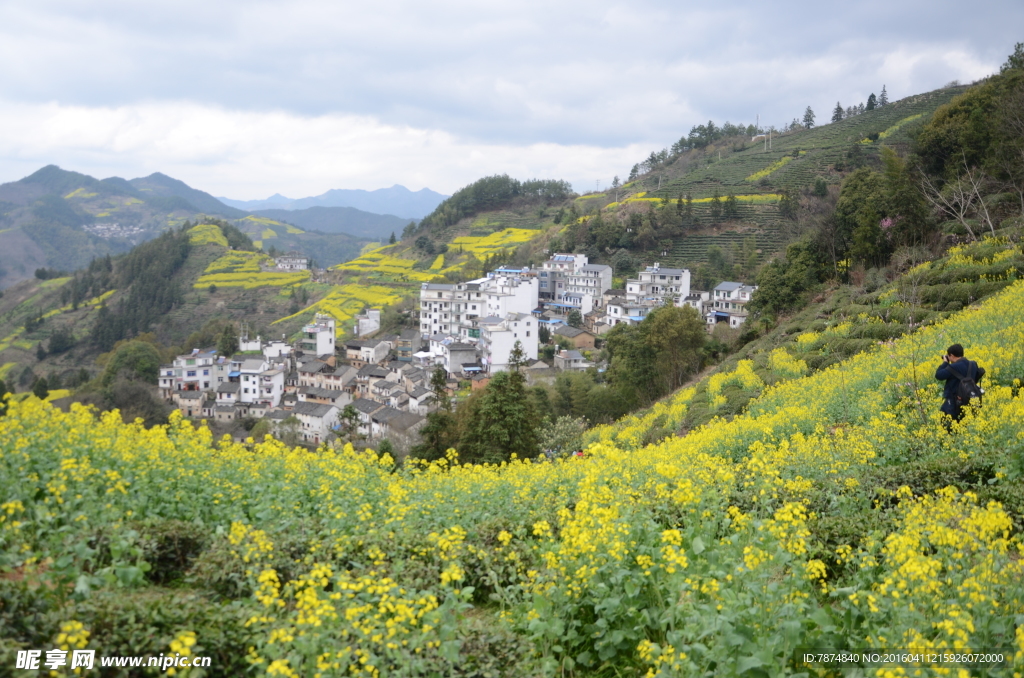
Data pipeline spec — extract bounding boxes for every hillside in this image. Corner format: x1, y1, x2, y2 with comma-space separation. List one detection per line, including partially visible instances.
0, 167, 376, 289
2, 274, 1022, 676
556, 86, 966, 272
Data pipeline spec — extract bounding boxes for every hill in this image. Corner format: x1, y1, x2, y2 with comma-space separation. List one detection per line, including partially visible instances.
129, 172, 248, 218
0, 167, 373, 289
218, 184, 449, 219
551, 86, 967, 274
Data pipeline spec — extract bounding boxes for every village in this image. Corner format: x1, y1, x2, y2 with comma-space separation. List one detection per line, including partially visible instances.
160, 250, 756, 449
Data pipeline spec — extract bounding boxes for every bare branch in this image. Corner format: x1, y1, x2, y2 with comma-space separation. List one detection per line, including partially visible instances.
960, 151, 996, 237
918, 169, 978, 241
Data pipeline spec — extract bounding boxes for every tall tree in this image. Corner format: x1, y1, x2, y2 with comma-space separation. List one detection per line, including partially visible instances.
724, 194, 739, 220
458, 342, 539, 463
709, 190, 723, 221
217, 325, 239, 357
32, 377, 49, 400
642, 306, 706, 393
831, 102, 844, 123
389, 232, 397, 244
879, 85, 888, 106
802, 106, 816, 129
410, 367, 458, 462
567, 309, 583, 328
866, 93, 877, 111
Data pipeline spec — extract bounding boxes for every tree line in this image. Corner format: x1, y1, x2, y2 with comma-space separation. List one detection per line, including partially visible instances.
417, 175, 574, 231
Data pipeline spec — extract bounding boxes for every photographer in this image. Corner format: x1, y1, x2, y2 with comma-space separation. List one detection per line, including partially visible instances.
935, 343, 985, 427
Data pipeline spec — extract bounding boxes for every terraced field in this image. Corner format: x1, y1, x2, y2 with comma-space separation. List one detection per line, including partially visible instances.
651, 87, 964, 201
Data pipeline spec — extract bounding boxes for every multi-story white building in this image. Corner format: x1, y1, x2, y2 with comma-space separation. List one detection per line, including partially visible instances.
421, 274, 537, 341
419, 283, 456, 336
300, 314, 336, 356
625, 263, 691, 305
158, 349, 219, 397
537, 253, 588, 301
478, 312, 538, 372
566, 264, 613, 303
707, 282, 758, 328
483, 276, 538, 318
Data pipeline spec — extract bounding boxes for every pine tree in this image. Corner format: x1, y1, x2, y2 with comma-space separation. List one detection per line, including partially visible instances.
217, 325, 239, 357
32, 377, 49, 400
410, 367, 457, 461
389, 232, 396, 244
709, 190, 723, 222
879, 85, 888, 106
724, 194, 739, 219
832, 102, 844, 123
866, 93, 877, 110
458, 342, 539, 463
802, 106, 816, 129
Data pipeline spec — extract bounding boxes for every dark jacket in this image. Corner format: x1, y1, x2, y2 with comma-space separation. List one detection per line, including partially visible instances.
935, 359, 985, 414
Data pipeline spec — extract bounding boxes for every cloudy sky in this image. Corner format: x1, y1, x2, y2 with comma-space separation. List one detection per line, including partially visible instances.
0, 0, 1019, 198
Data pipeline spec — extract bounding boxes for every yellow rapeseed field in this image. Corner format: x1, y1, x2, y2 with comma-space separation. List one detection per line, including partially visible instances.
3, 280, 1024, 676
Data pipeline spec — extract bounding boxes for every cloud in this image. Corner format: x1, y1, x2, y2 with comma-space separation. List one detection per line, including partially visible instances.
0, 100, 647, 196
0, 0, 1019, 195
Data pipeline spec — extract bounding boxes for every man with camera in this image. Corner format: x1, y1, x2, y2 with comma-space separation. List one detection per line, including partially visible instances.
935, 343, 985, 427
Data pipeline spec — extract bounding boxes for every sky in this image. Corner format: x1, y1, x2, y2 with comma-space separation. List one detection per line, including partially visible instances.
0, 0, 1019, 198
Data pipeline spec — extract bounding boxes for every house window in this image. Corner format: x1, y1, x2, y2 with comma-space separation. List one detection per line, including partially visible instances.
187, 371, 196, 377
526, 331, 531, 337
203, 369, 209, 376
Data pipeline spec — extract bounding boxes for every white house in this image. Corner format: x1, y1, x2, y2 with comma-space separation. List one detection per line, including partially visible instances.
237, 357, 269, 404
626, 264, 690, 305
678, 291, 710, 314
566, 264, 613, 305
355, 308, 381, 337
479, 313, 538, 372
258, 368, 285, 407
351, 398, 385, 438
419, 283, 457, 336
300, 314, 336, 356
292, 401, 339, 445
158, 349, 218, 397
537, 253, 588, 301
275, 252, 308, 271
604, 301, 655, 327
707, 282, 758, 328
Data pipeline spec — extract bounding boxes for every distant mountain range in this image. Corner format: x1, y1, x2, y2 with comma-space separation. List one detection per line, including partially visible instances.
218, 185, 448, 219
0, 165, 422, 288
250, 207, 410, 240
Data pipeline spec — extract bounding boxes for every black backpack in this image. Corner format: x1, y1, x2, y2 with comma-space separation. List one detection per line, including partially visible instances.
954, 362, 984, 407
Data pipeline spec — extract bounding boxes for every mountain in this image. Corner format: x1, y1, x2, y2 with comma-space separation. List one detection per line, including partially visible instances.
251, 206, 410, 241
0, 166, 371, 288
129, 172, 247, 218
218, 184, 448, 219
